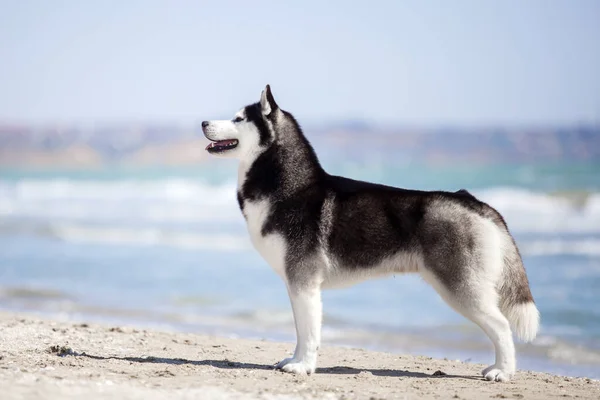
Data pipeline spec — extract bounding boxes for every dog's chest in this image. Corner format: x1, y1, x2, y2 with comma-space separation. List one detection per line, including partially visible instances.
242, 199, 288, 280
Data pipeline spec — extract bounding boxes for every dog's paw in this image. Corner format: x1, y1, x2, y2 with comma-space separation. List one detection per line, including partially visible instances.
276, 358, 315, 375
482, 365, 513, 382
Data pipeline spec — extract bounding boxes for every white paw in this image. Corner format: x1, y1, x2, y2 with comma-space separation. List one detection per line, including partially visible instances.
276, 358, 315, 375
482, 365, 513, 382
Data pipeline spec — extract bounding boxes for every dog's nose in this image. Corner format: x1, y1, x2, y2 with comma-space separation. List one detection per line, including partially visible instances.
202, 121, 209, 128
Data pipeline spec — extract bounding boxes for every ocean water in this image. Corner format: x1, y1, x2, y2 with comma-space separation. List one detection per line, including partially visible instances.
0, 158, 599, 379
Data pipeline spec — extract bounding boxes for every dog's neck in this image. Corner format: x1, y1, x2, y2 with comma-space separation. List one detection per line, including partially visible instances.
237, 123, 323, 202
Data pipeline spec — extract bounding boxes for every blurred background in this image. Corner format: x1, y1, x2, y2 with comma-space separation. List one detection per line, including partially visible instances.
1, 0, 599, 378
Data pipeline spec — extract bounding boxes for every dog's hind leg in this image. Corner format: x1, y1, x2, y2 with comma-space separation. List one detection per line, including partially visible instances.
276, 283, 322, 375
421, 267, 516, 381
456, 293, 516, 381
419, 218, 516, 381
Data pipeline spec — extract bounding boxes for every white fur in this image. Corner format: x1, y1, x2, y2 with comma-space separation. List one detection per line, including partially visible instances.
242, 199, 287, 279
276, 286, 322, 374
506, 301, 540, 343
203, 112, 263, 162
469, 218, 517, 382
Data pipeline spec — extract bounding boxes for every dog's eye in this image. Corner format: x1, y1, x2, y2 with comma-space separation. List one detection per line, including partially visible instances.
233, 117, 244, 123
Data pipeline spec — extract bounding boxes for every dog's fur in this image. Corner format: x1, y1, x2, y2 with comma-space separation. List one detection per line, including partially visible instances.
202, 85, 540, 382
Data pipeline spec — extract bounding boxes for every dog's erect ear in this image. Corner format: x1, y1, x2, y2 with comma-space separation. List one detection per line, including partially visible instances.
260, 84, 278, 116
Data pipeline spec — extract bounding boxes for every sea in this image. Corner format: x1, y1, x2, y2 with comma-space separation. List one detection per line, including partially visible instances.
1, 155, 599, 379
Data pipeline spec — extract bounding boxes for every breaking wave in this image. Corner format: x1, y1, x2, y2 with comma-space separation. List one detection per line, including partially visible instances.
0, 221, 251, 251
1, 179, 600, 235
520, 238, 600, 257
0, 179, 241, 224
476, 187, 600, 234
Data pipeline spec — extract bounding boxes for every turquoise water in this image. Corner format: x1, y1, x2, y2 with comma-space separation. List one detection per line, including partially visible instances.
2, 161, 599, 190
1, 159, 599, 378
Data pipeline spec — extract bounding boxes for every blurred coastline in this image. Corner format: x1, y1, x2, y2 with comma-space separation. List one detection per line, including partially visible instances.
1, 122, 599, 168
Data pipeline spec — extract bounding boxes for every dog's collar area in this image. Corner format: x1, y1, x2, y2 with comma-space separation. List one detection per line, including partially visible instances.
206, 139, 239, 153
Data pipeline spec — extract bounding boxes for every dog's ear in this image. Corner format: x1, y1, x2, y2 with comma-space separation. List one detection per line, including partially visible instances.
260, 84, 278, 116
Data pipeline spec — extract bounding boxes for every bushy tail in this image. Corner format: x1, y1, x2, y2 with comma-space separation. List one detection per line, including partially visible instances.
503, 300, 540, 342
498, 242, 540, 342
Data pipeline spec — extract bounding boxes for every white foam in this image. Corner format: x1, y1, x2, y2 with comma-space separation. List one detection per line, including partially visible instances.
0, 179, 241, 223
476, 187, 600, 234
546, 341, 600, 365
51, 223, 251, 251
520, 238, 600, 257
2, 180, 600, 235
3, 179, 236, 202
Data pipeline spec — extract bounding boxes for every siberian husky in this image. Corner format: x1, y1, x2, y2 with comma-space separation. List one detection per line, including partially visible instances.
201, 85, 539, 382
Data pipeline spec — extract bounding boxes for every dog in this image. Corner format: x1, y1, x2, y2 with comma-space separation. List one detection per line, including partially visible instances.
201, 85, 540, 382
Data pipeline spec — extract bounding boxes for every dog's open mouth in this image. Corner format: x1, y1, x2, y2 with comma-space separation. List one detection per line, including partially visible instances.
205, 139, 239, 153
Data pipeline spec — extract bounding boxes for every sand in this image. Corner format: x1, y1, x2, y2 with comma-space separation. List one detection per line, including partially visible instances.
0, 312, 598, 400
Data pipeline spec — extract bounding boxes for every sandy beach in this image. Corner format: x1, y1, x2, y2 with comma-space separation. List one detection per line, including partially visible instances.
0, 312, 597, 400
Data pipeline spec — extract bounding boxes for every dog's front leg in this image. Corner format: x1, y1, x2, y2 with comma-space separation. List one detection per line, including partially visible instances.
276, 284, 322, 375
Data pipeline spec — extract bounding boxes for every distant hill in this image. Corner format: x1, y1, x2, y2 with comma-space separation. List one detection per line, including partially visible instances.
0, 122, 598, 167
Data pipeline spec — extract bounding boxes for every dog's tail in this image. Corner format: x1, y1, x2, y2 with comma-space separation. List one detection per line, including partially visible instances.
498, 240, 540, 342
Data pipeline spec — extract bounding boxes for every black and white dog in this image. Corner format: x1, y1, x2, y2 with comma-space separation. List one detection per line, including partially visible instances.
202, 85, 539, 382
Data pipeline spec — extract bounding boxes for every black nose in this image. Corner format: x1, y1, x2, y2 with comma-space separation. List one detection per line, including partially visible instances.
202, 121, 209, 128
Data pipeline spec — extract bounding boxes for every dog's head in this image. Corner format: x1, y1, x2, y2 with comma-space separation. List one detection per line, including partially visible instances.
202, 85, 282, 160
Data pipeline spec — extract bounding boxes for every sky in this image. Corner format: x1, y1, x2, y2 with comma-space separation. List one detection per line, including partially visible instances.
1, 0, 599, 126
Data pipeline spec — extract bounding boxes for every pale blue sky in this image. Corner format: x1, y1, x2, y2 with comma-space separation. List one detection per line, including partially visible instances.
1, 0, 599, 125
